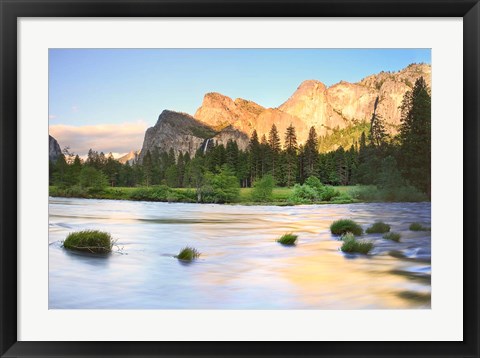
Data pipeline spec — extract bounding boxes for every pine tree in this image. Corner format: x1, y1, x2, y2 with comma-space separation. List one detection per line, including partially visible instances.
225, 140, 239, 176
369, 97, 387, 148
248, 130, 261, 184
260, 134, 269, 176
284, 124, 298, 187
284, 124, 298, 152
335, 146, 348, 185
268, 123, 281, 178
142, 150, 153, 186
304, 126, 319, 178
177, 152, 185, 187
398, 77, 431, 194
105, 153, 120, 187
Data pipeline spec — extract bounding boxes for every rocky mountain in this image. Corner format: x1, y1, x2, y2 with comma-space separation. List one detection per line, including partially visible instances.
49, 135, 62, 162
118, 150, 141, 165
139, 63, 430, 159
139, 110, 249, 162
195, 63, 431, 141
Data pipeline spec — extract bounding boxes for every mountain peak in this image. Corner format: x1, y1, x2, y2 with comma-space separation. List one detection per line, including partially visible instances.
298, 79, 326, 89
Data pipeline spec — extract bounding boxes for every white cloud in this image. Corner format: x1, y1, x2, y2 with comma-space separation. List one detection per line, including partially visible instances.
48, 114, 56, 120
49, 121, 147, 157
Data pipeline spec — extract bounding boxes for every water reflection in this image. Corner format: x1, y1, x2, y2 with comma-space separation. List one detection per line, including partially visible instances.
49, 198, 431, 309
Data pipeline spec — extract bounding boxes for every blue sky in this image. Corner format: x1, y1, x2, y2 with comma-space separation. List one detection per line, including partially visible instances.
49, 49, 431, 156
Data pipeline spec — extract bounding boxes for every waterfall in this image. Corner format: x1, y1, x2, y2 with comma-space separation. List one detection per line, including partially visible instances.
203, 138, 211, 155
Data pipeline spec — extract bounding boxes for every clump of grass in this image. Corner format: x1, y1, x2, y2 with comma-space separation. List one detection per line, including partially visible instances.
409, 222, 430, 231
330, 219, 363, 236
383, 232, 401, 242
176, 247, 201, 261
63, 230, 113, 254
277, 233, 298, 246
366, 221, 391, 234
340, 232, 355, 241
340, 233, 373, 254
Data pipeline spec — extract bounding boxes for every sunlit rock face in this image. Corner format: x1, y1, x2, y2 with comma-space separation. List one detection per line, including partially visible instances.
118, 150, 141, 165
139, 64, 430, 158
194, 92, 265, 134
49, 135, 62, 162
194, 63, 431, 141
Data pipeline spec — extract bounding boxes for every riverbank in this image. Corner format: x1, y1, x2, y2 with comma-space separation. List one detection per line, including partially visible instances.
49, 184, 428, 205
49, 185, 359, 206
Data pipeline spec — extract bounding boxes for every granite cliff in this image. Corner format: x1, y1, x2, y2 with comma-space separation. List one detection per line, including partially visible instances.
195, 63, 431, 141
49, 135, 62, 162
139, 110, 249, 162
139, 63, 430, 158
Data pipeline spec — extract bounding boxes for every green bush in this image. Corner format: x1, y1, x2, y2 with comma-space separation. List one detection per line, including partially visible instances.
200, 167, 240, 203
340, 233, 373, 254
288, 183, 319, 203
319, 185, 340, 201
366, 221, 391, 234
330, 219, 363, 236
289, 177, 341, 203
409, 222, 430, 231
251, 175, 275, 202
383, 232, 401, 242
277, 233, 298, 246
304, 176, 323, 192
175, 247, 201, 261
63, 230, 113, 254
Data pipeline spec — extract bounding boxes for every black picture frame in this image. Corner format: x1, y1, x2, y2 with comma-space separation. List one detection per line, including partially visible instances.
1, 1, 478, 357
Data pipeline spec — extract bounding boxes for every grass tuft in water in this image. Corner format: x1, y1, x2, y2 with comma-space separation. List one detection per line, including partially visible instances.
409, 222, 430, 231
63, 230, 113, 254
277, 233, 298, 246
176, 247, 201, 261
340, 233, 373, 254
383, 232, 401, 242
330, 219, 363, 236
366, 221, 391, 234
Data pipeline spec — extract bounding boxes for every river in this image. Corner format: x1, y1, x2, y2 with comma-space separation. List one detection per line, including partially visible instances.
49, 197, 431, 309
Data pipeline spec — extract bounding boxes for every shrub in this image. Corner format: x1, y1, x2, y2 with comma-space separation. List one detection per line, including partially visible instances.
330, 219, 363, 236
340, 234, 373, 254
290, 177, 341, 203
383, 232, 401, 242
409, 222, 430, 231
251, 175, 275, 202
319, 185, 340, 201
304, 176, 323, 192
200, 167, 240, 203
288, 183, 319, 203
277, 233, 298, 246
366, 221, 391, 234
63, 230, 113, 254
176, 247, 201, 261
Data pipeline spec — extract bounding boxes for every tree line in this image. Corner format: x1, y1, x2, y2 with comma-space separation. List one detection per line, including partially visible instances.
50, 77, 431, 196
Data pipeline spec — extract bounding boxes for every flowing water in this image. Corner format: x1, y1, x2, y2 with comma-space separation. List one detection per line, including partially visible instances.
49, 197, 431, 309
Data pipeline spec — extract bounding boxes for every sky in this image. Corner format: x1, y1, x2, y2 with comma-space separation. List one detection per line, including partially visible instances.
49, 49, 431, 157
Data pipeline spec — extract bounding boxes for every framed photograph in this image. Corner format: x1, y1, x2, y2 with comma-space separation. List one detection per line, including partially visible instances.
1, 0, 478, 357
